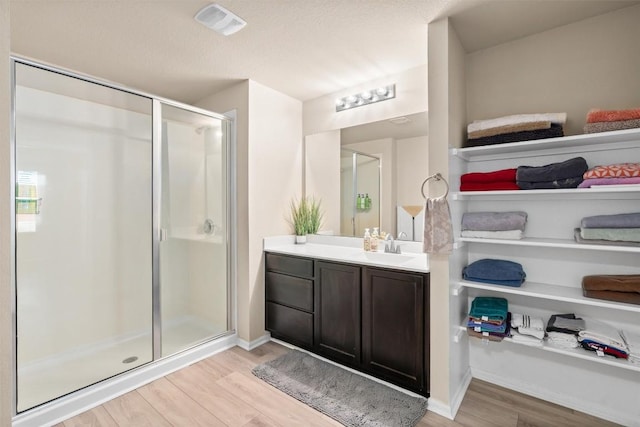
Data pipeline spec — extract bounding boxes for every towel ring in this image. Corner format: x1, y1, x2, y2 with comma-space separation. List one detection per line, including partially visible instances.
421, 173, 449, 199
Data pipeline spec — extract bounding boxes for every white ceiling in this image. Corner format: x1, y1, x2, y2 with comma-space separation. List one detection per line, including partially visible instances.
9, 0, 639, 105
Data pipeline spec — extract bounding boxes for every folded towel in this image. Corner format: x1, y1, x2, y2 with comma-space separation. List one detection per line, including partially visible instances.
422, 197, 453, 255
583, 289, 640, 305
516, 157, 588, 183
517, 176, 583, 190
582, 275, 640, 292
510, 330, 544, 347
584, 163, 640, 179
580, 340, 628, 359
580, 227, 640, 243
460, 182, 521, 191
463, 259, 526, 287
574, 228, 640, 247
581, 212, 640, 229
467, 328, 505, 342
464, 124, 564, 148
516, 315, 545, 340
469, 297, 508, 321
467, 113, 567, 133
547, 331, 579, 349
467, 318, 507, 334
469, 316, 504, 326
578, 177, 640, 188
461, 168, 517, 184
579, 319, 628, 351
546, 313, 584, 334
468, 121, 551, 139
584, 118, 640, 133
586, 107, 640, 123
460, 230, 524, 240
461, 211, 527, 232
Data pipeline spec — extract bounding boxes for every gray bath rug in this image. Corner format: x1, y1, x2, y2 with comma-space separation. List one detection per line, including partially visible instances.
251, 350, 428, 427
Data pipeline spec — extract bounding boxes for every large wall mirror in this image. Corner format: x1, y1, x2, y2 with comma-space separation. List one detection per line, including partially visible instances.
305, 111, 428, 240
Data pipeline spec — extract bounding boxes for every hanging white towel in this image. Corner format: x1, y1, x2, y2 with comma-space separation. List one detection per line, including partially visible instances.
422, 197, 453, 254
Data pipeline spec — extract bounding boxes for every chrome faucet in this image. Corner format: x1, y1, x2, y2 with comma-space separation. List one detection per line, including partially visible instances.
384, 234, 403, 254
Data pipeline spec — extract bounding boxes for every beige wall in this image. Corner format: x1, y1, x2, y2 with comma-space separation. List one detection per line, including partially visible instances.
303, 65, 428, 136
1, 0, 11, 422
466, 4, 640, 137
395, 135, 428, 207
305, 130, 340, 234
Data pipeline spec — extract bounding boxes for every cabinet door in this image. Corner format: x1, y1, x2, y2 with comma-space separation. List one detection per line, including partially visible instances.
314, 261, 361, 366
362, 267, 428, 394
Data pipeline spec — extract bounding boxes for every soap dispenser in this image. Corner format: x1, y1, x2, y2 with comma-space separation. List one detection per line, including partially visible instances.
371, 227, 379, 251
363, 228, 371, 251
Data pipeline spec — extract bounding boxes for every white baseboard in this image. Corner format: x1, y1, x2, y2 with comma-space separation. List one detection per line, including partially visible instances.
426, 398, 453, 420
471, 368, 634, 427
13, 334, 238, 427
449, 367, 472, 419
236, 332, 271, 351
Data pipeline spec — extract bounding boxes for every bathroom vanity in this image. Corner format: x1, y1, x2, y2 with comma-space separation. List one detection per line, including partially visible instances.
263, 236, 430, 396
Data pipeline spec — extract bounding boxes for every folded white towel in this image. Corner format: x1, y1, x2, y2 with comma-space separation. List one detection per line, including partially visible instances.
578, 319, 627, 351
511, 313, 524, 328
510, 331, 543, 347
546, 332, 579, 349
512, 313, 545, 340
467, 113, 567, 133
461, 230, 524, 240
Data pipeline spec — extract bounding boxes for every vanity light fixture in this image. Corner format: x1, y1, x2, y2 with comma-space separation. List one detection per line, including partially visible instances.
335, 84, 395, 112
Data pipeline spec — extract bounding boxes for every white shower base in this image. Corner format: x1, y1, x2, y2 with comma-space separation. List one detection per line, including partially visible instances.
17, 316, 226, 412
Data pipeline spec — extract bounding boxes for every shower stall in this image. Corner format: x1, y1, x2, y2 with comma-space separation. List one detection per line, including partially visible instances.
12, 59, 234, 414
340, 148, 381, 236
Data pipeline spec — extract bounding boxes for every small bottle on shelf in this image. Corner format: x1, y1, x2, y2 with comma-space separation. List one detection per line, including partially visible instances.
363, 228, 371, 251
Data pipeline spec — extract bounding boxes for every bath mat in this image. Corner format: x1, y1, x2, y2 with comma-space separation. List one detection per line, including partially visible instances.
251, 350, 428, 427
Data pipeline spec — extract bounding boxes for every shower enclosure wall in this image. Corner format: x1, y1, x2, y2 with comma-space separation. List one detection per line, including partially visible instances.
340, 148, 381, 236
12, 59, 234, 414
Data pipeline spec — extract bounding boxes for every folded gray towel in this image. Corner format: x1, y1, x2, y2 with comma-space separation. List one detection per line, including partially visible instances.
517, 176, 583, 189
516, 157, 588, 183
461, 211, 527, 232
581, 212, 640, 229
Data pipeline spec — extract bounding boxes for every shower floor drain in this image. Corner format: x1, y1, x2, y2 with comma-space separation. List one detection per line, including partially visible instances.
122, 356, 138, 364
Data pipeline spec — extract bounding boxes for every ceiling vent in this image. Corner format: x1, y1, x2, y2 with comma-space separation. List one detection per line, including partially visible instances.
195, 3, 247, 36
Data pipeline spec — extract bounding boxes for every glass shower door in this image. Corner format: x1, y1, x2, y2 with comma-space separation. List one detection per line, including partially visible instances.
159, 103, 229, 356
14, 63, 153, 411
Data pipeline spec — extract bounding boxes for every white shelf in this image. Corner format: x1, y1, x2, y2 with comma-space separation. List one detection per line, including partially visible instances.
451, 128, 640, 162
452, 279, 640, 313
451, 186, 640, 200
458, 236, 640, 253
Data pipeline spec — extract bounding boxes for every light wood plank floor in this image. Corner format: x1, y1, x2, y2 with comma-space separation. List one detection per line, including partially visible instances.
57, 342, 620, 427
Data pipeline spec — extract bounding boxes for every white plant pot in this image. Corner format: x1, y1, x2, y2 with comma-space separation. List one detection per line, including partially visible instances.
295, 235, 307, 244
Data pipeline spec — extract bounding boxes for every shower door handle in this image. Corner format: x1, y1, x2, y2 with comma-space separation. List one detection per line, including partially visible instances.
160, 228, 168, 241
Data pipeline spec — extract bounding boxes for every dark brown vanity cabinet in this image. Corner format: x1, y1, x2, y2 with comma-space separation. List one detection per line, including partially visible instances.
264, 251, 430, 396
265, 253, 314, 349
314, 261, 361, 366
362, 267, 429, 394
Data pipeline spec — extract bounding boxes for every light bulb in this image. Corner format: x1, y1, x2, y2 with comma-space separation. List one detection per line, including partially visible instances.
376, 87, 388, 96
360, 91, 372, 100
347, 95, 358, 104
336, 98, 345, 107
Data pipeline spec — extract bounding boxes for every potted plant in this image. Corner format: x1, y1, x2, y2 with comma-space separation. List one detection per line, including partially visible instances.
290, 196, 323, 244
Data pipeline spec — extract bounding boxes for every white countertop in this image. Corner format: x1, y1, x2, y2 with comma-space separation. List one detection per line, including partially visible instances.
264, 235, 429, 273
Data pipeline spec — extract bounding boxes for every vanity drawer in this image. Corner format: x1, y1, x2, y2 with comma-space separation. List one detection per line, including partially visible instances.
266, 302, 313, 348
266, 272, 313, 312
265, 253, 314, 278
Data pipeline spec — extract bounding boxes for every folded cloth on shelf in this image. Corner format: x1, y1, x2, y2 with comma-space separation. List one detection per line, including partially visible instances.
461, 168, 517, 184
580, 340, 629, 359
517, 176, 583, 190
469, 297, 508, 322
461, 230, 524, 240
584, 118, 640, 133
578, 318, 628, 351
547, 331, 579, 349
574, 228, 640, 247
463, 259, 526, 287
467, 318, 507, 334
583, 289, 640, 305
580, 227, 640, 242
586, 107, 640, 123
622, 330, 640, 364
469, 316, 504, 326
510, 313, 545, 340
467, 312, 511, 341
467, 112, 567, 133
468, 121, 551, 139
467, 328, 505, 342
464, 124, 564, 147
516, 157, 588, 183
584, 163, 640, 179
582, 274, 640, 292
581, 212, 640, 229
546, 313, 585, 335
578, 177, 640, 188
460, 182, 521, 191
510, 330, 544, 347
461, 211, 528, 232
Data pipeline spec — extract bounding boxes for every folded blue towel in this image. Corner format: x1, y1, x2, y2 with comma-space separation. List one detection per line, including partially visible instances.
469, 297, 508, 321
581, 212, 640, 229
516, 156, 588, 183
463, 259, 526, 282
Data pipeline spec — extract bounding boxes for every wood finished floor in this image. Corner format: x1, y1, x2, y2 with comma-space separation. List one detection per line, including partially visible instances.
57, 342, 620, 427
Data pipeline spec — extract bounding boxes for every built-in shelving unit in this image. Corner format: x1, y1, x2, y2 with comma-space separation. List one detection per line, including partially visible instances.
457, 236, 640, 253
